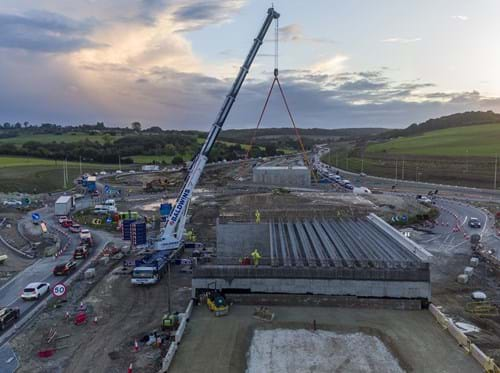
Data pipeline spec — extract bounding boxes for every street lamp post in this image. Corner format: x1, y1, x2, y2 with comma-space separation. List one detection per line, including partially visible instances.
494, 153, 498, 190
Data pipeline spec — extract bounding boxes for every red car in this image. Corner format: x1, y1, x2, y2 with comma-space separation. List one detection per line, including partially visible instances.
61, 220, 73, 228
58, 216, 68, 224
69, 224, 81, 233
53, 261, 77, 276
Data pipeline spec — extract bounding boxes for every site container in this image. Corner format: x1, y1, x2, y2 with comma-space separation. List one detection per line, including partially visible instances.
131, 222, 147, 246
122, 219, 136, 241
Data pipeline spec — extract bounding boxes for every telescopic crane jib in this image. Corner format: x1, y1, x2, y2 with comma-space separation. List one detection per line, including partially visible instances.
156, 8, 280, 251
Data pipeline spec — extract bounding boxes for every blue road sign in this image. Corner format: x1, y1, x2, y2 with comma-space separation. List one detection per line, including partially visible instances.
32, 213, 40, 221
104, 185, 110, 194
106, 217, 112, 224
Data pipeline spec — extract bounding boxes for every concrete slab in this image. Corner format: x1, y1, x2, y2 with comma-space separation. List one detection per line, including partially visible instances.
170, 305, 481, 373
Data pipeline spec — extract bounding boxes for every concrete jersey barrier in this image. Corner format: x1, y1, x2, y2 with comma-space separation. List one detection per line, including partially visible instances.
428, 303, 500, 372
158, 299, 194, 373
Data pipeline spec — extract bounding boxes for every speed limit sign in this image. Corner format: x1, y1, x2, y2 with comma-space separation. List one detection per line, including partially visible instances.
52, 283, 66, 297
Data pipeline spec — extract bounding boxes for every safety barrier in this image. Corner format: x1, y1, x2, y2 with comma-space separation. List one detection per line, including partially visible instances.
429, 303, 500, 372
160, 343, 177, 372
174, 318, 186, 344
158, 299, 194, 373
0, 218, 35, 259
53, 227, 72, 258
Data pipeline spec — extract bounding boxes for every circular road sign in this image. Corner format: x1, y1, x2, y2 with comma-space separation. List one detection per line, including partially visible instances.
52, 283, 67, 297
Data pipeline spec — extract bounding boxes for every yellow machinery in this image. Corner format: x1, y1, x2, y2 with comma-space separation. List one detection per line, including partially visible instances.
465, 302, 499, 317
207, 290, 229, 317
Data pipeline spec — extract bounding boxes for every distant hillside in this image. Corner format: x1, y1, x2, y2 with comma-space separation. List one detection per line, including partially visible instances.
220, 127, 387, 144
366, 122, 500, 157
378, 111, 500, 139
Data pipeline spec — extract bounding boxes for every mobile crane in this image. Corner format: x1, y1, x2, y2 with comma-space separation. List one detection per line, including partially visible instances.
155, 7, 280, 251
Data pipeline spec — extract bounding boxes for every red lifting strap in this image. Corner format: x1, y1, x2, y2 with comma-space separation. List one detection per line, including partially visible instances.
242, 74, 314, 176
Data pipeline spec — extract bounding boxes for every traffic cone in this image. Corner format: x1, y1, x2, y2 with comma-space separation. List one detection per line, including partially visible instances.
133, 339, 139, 352
128, 363, 133, 373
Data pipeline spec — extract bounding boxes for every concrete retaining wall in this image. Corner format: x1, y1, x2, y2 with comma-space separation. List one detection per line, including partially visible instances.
192, 277, 431, 300
216, 222, 270, 257
253, 166, 311, 187
228, 293, 423, 310
194, 264, 430, 282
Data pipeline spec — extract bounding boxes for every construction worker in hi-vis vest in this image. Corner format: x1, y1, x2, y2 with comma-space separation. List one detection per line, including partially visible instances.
251, 249, 261, 267
255, 209, 261, 224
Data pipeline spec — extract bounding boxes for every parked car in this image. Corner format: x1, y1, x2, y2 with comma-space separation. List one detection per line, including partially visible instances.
469, 217, 481, 228
2, 200, 22, 206
61, 219, 73, 228
0, 307, 20, 330
53, 261, 77, 276
69, 224, 81, 233
73, 245, 89, 259
416, 195, 432, 204
91, 190, 100, 197
21, 282, 50, 300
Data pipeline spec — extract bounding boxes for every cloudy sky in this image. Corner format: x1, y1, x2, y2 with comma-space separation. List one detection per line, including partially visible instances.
1, 0, 499, 130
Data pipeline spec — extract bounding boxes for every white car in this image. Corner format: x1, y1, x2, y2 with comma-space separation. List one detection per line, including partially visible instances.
115, 170, 123, 174
99, 171, 107, 175
21, 282, 50, 300
2, 200, 22, 206
417, 195, 432, 204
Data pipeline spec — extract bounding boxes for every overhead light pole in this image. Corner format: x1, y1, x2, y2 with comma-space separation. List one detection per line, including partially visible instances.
494, 153, 498, 190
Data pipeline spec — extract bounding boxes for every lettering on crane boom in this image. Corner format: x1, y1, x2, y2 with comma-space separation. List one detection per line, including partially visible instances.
169, 188, 190, 225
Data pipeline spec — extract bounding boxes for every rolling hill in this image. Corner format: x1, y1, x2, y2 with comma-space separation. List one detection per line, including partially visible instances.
366, 122, 500, 157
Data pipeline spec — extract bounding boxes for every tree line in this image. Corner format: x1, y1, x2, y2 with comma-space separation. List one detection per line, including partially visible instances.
0, 122, 283, 164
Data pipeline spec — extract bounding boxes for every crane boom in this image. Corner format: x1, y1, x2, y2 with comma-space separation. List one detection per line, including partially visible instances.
157, 7, 280, 251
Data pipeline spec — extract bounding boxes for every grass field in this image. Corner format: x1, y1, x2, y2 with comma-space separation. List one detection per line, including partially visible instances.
322, 152, 499, 189
367, 123, 500, 157
0, 156, 121, 193
0, 132, 120, 144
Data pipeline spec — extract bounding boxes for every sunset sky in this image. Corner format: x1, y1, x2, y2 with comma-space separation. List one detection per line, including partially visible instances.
1, 0, 499, 129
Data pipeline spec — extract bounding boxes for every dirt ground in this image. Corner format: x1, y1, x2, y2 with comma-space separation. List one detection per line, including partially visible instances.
105, 161, 256, 196
429, 251, 500, 363
0, 245, 33, 287
170, 305, 481, 373
7, 164, 499, 372
0, 211, 37, 286
11, 255, 192, 373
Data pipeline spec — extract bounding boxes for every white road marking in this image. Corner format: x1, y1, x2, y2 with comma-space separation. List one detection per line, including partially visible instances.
461, 216, 467, 226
